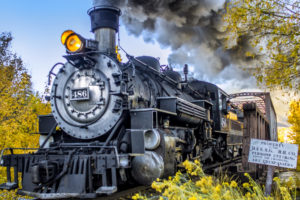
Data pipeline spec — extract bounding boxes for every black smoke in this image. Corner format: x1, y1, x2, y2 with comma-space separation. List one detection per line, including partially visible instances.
115, 0, 258, 92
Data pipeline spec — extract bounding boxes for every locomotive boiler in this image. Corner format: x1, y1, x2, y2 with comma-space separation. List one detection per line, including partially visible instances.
0, 1, 244, 199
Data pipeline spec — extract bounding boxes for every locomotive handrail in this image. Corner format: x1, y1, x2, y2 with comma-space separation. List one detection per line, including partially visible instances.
0, 148, 38, 166
47, 62, 64, 85
129, 108, 177, 116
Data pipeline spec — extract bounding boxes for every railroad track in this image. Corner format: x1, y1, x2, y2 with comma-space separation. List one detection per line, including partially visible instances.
203, 156, 242, 171
95, 186, 153, 200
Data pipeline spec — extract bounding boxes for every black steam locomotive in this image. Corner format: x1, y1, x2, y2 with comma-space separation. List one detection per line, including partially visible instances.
0, 1, 244, 199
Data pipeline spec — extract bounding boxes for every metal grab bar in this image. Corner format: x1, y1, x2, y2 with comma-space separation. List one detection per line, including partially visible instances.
0, 148, 38, 166
0, 146, 121, 168
57, 145, 121, 168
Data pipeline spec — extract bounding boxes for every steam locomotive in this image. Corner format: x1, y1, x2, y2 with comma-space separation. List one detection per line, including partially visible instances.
0, 1, 244, 199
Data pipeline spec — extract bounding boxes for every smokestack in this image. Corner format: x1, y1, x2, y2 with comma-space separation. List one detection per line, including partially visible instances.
88, 0, 121, 54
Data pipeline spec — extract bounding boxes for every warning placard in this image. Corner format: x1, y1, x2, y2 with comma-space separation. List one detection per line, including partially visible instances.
248, 139, 299, 169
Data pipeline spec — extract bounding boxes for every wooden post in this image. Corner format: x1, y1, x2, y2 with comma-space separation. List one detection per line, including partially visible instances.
265, 166, 275, 196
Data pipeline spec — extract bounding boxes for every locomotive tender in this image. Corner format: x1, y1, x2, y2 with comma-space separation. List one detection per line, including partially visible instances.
0, 1, 244, 199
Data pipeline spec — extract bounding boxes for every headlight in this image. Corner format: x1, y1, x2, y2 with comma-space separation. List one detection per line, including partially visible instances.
61, 30, 85, 53
61, 30, 98, 53
144, 129, 161, 150
39, 135, 54, 148
65, 34, 84, 52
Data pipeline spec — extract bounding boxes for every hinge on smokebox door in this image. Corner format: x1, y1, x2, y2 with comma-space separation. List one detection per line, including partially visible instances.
113, 99, 128, 113
112, 72, 129, 85
110, 73, 129, 97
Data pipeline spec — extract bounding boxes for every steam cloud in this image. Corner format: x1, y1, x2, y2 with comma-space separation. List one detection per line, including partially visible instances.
115, 0, 258, 93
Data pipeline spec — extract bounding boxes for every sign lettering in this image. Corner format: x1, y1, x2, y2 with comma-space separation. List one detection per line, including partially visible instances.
248, 139, 298, 169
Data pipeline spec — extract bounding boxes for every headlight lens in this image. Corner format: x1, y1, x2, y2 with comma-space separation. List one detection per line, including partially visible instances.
65, 34, 83, 53
144, 129, 161, 150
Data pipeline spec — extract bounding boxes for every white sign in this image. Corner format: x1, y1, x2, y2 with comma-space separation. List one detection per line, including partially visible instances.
248, 139, 299, 169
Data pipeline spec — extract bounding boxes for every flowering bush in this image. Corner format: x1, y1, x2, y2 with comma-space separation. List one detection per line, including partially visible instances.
132, 160, 297, 200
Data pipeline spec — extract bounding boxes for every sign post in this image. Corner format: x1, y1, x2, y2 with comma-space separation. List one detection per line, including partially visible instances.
248, 139, 299, 196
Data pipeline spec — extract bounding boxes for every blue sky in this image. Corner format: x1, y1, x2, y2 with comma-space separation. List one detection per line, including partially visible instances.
0, 0, 171, 93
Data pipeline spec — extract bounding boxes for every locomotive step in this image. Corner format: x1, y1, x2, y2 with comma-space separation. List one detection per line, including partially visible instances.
96, 186, 118, 194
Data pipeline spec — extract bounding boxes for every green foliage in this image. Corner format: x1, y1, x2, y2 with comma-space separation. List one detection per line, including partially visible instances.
0, 32, 51, 198
223, 0, 300, 91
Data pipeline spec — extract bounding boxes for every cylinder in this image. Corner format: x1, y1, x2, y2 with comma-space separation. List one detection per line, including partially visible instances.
131, 151, 164, 185
88, 0, 121, 54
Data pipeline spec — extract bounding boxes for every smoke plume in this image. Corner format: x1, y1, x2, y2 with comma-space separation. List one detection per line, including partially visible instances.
115, 0, 258, 93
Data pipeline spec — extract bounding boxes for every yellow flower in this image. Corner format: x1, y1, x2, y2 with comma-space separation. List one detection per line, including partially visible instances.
222, 182, 229, 187
196, 178, 206, 187
244, 172, 249, 177
159, 197, 164, 200
273, 177, 280, 182
201, 187, 208, 194
151, 181, 165, 193
183, 160, 194, 173
188, 196, 197, 200
191, 171, 197, 176
215, 184, 222, 193
223, 191, 231, 200
194, 160, 200, 165
230, 181, 237, 188
245, 192, 251, 198
132, 193, 139, 200
286, 177, 295, 188
211, 193, 220, 199
243, 182, 250, 188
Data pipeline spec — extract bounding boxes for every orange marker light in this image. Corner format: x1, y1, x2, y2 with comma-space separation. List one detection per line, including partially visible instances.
61, 30, 74, 45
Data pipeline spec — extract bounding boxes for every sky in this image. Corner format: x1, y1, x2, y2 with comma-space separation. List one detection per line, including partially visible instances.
0, 0, 292, 126
0, 0, 171, 93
